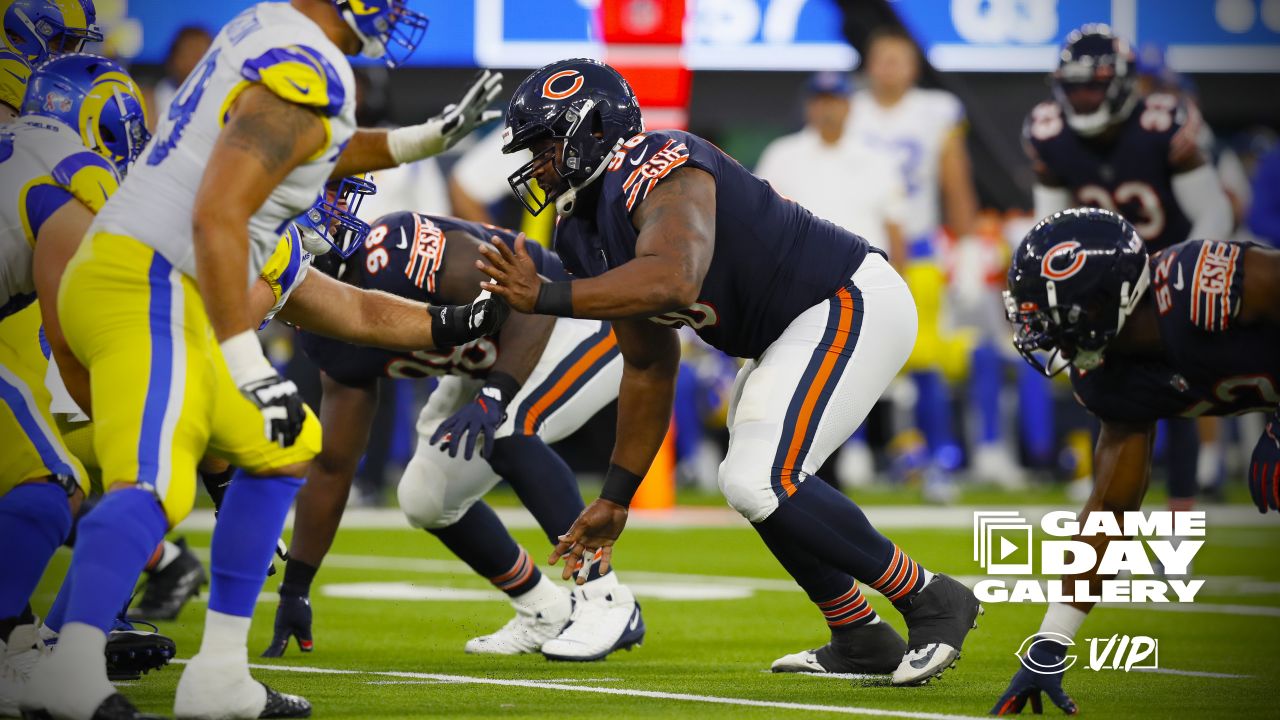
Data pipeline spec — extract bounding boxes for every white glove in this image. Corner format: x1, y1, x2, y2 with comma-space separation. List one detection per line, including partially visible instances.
221, 330, 305, 447
387, 69, 503, 164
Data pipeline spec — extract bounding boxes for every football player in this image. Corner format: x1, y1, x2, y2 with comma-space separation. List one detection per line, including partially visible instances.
260, 212, 644, 662
479, 59, 982, 686
3, 0, 102, 65
21, 1, 505, 718
993, 208, 1280, 714
1023, 24, 1233, 519
0, 52, 149, 717
0, 50, 30, 120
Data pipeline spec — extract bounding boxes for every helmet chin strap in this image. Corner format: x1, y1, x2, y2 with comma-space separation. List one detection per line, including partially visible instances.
555, 137, 624, 217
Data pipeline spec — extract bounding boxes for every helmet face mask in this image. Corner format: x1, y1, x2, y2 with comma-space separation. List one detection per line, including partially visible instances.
503, 59, 644, 217
297, 175, 377, 258
1053, 24, 1137, 137
1004, 208, 1150, 377
4, 0, 103, 65
334, 0, 428, 68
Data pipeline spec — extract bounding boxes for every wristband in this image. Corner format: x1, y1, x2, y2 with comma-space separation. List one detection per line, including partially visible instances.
428, 304, 468, 348
534, 281, 574, 317
219, 330, 274, 386
387, 120, 445, 165
599, 463, 645, 507
482, 371, 521, 408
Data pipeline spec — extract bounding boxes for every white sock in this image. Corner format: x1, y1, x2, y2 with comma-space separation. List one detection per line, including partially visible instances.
920, 568, 936, 588
1037, 603, 1088, 641
154, 540, 182, 572
196, 610, 251, 661
44, 623, 113, 717
512, 574, 569, 615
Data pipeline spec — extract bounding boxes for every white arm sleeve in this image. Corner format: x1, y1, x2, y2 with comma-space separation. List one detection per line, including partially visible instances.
1033, 183, 1073, 220
1172, 163, 1234, 241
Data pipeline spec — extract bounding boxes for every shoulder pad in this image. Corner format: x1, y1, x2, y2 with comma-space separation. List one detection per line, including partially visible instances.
242, 45, 345, 116
51, 151, 120, 213
608, 131, 693, 213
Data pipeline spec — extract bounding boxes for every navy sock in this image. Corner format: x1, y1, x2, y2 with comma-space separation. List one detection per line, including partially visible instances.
65, 487, 167, 633
753, 519, 878, 631
208, 471, 303, 617
490, 434, 608, 581
0, 482, 72, 618
428, 501, 541, 597
757, 477, 928, 607
1164, 418, 1200, 502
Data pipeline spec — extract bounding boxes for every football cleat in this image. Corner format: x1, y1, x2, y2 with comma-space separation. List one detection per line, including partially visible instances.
106, 619, 176, 682
20, 692, 169, 720
129, 538, 206, 622
175, 656, 309, 719
261, 594, 314, 658
771, 621, 906, 675
465, 578, 571, 656
991, 637, 1079, 715
891, 574, 982, 686
541, 575, 645, 662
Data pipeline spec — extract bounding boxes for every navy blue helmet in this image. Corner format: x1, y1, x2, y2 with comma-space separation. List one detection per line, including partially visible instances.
1004, 208, 1150, 376
1053, 24, 1138, 137
501, 58, 644, 216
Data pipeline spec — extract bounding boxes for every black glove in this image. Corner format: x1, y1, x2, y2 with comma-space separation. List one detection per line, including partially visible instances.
991, 637, 1079, 715
261, 593, 313, 658
239, 374, 307, 448
430, 290, 509, 347
1249, 408, 1280, 514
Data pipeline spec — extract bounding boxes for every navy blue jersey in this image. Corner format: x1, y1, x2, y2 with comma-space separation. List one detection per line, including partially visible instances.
299, 213, 568, 386
1071, 240, 1280, 422
554, 129, 878, 359
1024, 93, 1202, 252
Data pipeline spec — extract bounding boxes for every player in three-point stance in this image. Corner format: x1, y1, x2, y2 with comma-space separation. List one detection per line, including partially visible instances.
479, 58, 982, 686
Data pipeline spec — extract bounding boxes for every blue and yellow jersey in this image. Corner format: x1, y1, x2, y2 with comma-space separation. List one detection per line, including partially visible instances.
0, 116, 120, 320
0, 50, 30, 115
92, 1, 356, 287
258, 223, 313, 328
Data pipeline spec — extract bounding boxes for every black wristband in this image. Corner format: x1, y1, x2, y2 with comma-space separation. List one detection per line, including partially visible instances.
534, 281, 574, 317
482, 371, 521, 408
599, 463, 645, 507
429, 304, 468, 347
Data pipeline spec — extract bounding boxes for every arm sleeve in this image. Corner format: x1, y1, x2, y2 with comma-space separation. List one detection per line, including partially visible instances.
1172, 164, 1233, 241
241, 45, 346, 116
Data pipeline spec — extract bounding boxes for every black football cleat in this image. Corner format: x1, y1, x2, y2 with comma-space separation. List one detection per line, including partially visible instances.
21, 693, 168, 720
891, 573, 982, 686
261, 594, 313, 658
259, 683, 310, 719
106, 620, 177, 681
129, 538, 206, 622
771, 621, 906, 675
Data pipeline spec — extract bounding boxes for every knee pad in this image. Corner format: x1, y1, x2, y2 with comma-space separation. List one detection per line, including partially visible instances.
397, 452, 470, 530
717, 453, 774, 523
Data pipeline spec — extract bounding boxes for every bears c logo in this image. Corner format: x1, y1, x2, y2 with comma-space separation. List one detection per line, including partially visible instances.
542, 70, 584, 100
1041, 240, 1087, 280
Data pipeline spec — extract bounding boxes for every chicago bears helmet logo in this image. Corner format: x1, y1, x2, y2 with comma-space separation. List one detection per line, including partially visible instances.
542, 70, 584, 100
1041, 241, 1087, 280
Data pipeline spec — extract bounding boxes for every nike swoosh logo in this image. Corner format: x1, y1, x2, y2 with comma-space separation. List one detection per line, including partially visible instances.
286, 77, 311, 95
1173, 264, 1184, 291
629, 154, 645, 166
628, 611, 639, 631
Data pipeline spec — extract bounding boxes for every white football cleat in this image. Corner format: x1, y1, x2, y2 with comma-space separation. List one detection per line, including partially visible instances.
0, 637, 20, 718
465, 575, 571, 655
971, 445, 1027, 491
175, 653, 310, 720
20, 623, 115, 720
541, 574, 645, 662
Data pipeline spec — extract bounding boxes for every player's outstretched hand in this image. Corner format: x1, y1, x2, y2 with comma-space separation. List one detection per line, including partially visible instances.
550, 498, 629, 585
436, 69, 503, 151
990, 639, 1078, 716
477, 233, 542, 313
1249, 408, 1280, 513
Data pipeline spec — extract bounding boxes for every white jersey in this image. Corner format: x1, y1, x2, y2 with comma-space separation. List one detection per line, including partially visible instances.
0, 117, 119, 319
845, 88, 964, 241
93, 2, 356, 285
754, 128, 906, 255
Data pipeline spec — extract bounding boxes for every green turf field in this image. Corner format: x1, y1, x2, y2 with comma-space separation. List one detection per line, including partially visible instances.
33, 502, 1280, 719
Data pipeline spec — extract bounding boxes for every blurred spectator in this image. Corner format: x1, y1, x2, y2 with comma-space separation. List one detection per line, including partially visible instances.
1248, 145, 1280, 246
755, 71, 907, 266
143, 24, 212, 131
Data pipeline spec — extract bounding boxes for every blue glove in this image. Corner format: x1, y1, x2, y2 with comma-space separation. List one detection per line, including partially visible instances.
1249, 409, 1280, 514
430, 373, 519, 461
991, 638, 1078, 715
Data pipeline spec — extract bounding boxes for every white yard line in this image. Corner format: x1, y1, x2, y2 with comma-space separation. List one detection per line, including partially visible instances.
175, 504, 1279, 531
1133, 668, 1253, 679
170, 659, 991, 720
